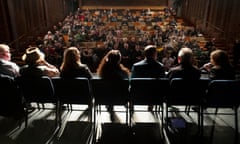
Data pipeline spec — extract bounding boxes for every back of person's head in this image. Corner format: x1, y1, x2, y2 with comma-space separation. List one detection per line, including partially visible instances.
22, 47, 45, 65
105, 50, 121, 65
0, 44, 11, 61
63, 47, 80, 64
178, 47, 194, 65
210, 49, 230, 67
97, 49, 124, 76
144, 45, 157, 59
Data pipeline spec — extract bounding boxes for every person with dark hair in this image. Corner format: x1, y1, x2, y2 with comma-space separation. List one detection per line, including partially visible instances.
96, 50, 130, 112
232, 39, 240, 70
131, 45, 166, 78
60, 47, 93, 79
130, 45, 166, 111
96, 49, 130, 80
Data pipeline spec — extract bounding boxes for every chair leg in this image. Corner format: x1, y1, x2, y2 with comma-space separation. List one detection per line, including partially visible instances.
93, 105, 97, 144
234, 107, 239, 143
165, 104, 169, 131
42, 103, 45, 109
185, 105, 190, 115
161, 105, 164, 138
25, 111, 28, 128
197, 106, 201, 134
200, 106, 204, 137
126, 102, 129, 126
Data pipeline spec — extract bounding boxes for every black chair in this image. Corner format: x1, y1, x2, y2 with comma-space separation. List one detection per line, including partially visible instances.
51, 77, 93, 124
15, 76, 58, 128
166, 78, 210, 134
90, 78, 130, 142
201, 79, 240, 141
129, 78, 169, 136
91, 78, 130, 123
0, 74, 25, 126
52, 77, 93, 139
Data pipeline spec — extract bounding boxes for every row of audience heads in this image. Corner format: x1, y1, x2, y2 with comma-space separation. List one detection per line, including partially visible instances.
0, 43, 234, 80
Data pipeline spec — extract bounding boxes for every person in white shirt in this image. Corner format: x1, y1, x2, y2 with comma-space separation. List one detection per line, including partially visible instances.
0, 44, 20, 78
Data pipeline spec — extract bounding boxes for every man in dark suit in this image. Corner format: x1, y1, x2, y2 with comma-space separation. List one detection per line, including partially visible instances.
131, 45, 166, 78
130, 45, 166, 111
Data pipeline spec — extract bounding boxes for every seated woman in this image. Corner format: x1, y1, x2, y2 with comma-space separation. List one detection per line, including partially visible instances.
202, 49, 236, 80
96, 49, 130, 80
60, 47, 93, 79
96, 50, 130, 111
20, 47, 60, 77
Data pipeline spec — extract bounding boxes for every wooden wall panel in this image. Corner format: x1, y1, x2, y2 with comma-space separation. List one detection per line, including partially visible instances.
0, 0, 70, 50
181, 0, 240, 44
0, 0, 11, 43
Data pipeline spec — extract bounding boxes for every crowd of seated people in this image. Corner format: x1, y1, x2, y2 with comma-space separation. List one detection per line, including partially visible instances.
33, 7, 209, 73
0, 40, 237, 117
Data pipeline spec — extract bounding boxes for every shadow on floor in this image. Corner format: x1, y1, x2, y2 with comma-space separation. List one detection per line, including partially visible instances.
98, 122, 164, 144
54, 121, 92, 144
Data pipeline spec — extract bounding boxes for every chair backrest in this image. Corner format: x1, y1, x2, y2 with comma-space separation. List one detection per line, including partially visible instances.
90, 78, 129, 105
167, 78, 210, 105
205, 79, 240, 107
129, 78, 169, 105
51, 77, 92, 105
0, 74, 25, 119
16, 76, 56, 103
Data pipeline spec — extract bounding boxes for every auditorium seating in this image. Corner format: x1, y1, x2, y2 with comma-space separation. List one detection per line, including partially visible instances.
201, 79, 240, 140
6, 76, 240, 141
0, 74, 26, 127
15, 76, 58, 128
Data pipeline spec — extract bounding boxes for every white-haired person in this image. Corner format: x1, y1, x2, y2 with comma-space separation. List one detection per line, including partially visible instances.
0, 44, 20, 78
167, 47, 201, 80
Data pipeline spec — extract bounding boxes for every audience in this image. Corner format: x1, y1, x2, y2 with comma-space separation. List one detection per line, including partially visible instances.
162, 51, 175, 72
0, 44, 20, 78
34, 8, 209, 72
20, 47, 60, 77
202, 49, 235, 80
167, 47, 201, 80
60, 47, 93, 78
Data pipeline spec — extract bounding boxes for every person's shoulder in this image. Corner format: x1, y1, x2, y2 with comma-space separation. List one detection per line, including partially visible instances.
1, 59, 18, 67
0, 73, 14, 80
133, 59, 146, 66
79, 63, 88, 67
169, 65, 181, 72
155, 60, 164, 67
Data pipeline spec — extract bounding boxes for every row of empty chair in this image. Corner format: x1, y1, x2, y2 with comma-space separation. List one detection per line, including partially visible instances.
1, 75, 240, 141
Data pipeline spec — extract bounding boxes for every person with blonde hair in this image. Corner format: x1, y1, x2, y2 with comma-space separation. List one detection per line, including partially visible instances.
202, 49, 235, 80
0, 44, 20, 77
60, 47, 93, 78
20, 47, 59, 77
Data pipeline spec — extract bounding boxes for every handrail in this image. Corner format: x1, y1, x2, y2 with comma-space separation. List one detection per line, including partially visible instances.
205, 21, 224, 33
8, 34, 26, 46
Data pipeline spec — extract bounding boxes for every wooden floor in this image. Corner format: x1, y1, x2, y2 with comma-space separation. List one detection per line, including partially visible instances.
0, 104, 240, 144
